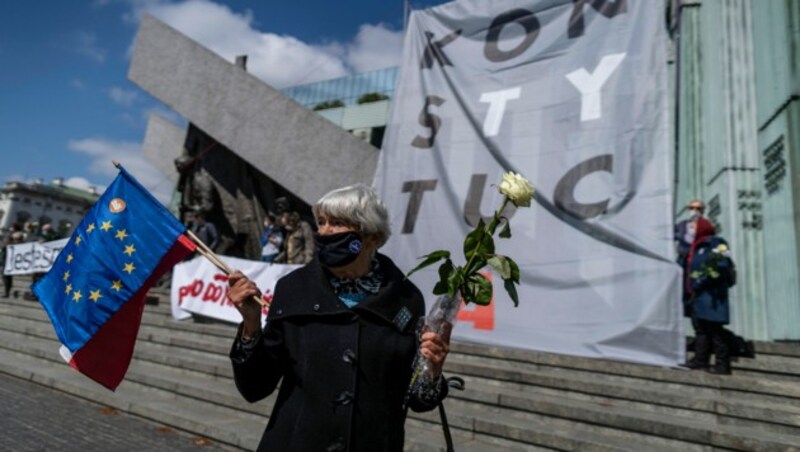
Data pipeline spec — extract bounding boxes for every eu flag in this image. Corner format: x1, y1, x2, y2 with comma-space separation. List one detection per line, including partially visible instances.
33, 166, 196, 390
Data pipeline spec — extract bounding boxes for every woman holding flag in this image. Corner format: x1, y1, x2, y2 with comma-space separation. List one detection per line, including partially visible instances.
227, 184, 450, 451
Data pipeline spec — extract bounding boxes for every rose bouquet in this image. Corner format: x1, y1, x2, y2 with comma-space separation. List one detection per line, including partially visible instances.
406, 171, 534, 390
690, 242, 734, 286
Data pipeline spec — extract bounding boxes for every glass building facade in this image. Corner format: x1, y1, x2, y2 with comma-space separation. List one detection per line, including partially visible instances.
282, 67, 399, 110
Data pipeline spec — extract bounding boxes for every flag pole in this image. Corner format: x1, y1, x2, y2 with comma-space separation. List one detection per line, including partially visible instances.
186, 226, 268, 307
108, 162, 266, 308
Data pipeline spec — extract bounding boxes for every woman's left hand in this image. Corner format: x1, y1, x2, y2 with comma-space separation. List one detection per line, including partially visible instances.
420, 330, 450, 378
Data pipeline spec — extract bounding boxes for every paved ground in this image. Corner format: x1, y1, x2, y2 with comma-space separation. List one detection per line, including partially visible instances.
0, 373, 236, 451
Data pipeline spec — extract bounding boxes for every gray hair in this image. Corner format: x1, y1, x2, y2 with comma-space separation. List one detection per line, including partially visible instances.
313, 184, 391, 248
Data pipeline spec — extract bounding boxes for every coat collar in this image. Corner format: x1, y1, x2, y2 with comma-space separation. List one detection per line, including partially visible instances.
267, 254, 423, 333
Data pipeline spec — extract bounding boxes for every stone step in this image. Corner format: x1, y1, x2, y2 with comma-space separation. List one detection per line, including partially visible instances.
9, 294, 800, 391
0, 307, 786, 405
0, 340, 528, 451
10, 291, 800, 377
6, 294, 800, 450
5, 300, 800, 438
0, 309, 542, 450
451, 341, 800, 399
0, 312, 668, 450
3, 319, 800, 451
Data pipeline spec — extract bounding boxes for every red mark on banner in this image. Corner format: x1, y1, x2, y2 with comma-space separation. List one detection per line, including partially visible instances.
457, 272, 495, 330
260, 289, 273, 316
178, 279, 204, 305
203, 283, 224, 302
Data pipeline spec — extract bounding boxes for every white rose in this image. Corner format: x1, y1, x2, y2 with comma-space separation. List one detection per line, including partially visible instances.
498, 172, 534, 207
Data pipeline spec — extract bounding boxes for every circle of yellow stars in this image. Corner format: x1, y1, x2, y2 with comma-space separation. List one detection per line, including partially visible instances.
62, 218, 137, 304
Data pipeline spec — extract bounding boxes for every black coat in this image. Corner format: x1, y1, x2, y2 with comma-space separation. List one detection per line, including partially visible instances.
230, 254, 443, 452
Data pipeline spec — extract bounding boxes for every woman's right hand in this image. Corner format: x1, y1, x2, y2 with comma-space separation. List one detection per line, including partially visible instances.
228, 271, 262, 336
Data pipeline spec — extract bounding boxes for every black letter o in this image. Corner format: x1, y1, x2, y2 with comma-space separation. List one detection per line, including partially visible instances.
484, 9, 540, 63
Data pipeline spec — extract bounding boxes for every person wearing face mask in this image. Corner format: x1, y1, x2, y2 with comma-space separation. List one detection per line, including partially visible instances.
273, 211, 314, 265
675, 200, 705, 268
226, 184, 450, 451
674, 200, 705, 315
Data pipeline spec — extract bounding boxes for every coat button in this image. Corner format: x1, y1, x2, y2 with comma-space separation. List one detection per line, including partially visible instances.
276, 308, 283, 315
332, 391, 354, 406
313, 304, 320, 311
326, 437, 346, 452
342, 349, 356, 365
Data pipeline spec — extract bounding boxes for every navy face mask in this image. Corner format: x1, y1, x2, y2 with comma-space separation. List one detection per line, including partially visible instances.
314, 231, 363, 268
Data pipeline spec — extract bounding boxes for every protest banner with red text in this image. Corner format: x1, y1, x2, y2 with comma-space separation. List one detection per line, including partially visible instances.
170, 256, 300, 325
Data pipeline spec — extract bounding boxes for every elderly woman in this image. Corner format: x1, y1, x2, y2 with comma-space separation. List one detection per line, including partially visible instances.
228, 184, 450, 451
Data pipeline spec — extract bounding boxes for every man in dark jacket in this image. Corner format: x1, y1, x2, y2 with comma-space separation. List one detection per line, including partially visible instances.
191, 211, 219, 251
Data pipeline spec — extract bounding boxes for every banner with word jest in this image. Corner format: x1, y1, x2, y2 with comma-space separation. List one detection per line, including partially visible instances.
3, 239, 69, 276
171, 256, 301, 325
375, 0, 684, 366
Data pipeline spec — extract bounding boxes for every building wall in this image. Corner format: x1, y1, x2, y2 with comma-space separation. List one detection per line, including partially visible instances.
677, 0, 800, 340
0, 182, 96, 238
751, 0, 800, 340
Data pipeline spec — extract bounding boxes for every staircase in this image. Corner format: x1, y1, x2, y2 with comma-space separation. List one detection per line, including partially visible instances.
1, 275, 799, 451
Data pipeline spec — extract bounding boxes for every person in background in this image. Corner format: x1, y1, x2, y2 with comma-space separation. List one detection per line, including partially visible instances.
1, 232, 23, 298
227, 184, 450, 451
192, 211, 219, 251
58, 222, 73, 239
675, 199, 705, 353
259, 213, 283, 264
274, 211, 314, 265
39, 223, 58, 242
685, 217, 736, 375
675, 199, 705, 269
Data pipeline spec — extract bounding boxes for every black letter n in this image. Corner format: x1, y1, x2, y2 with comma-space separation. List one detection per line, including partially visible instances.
568, 0, 627, 39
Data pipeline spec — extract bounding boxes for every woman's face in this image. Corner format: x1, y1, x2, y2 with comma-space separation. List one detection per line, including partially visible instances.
316, 214, 379, 264
316, 215, 358, 236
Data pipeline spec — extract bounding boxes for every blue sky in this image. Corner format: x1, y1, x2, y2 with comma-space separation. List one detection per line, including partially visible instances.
0, 0, 441, 202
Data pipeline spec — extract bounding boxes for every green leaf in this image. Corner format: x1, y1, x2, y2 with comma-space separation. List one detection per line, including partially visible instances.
463, 218, 485, 258
463, 273, 493, 305
406, 250, 450, 278
464, 226, 495, 265
487, 255, 511, 280
464, 258, 487, 277
504, 278, 520, 307
432, 259, 454, 295
446, 265, 464, 297
506, 257, 521, 283
498, 220, 511, 238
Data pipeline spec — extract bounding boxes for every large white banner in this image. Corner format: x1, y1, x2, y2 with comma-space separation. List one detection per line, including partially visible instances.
375, 0, 684, 366
171, 255, 300, 325
3, 239, 69, 276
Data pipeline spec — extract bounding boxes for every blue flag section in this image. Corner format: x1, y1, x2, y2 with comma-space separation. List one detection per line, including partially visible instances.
33, 166, 196, 390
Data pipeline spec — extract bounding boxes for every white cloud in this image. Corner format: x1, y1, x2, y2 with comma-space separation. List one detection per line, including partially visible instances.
141, 1, 348, 87
63, 177, 105, 194
108, 87, 140, 107
74, 31, 107, 63
122, 0, 404, 89
142, 105, 186, 127
67, 138, 175, 203
342, 24, 404, 73
70, 79, 86, 90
